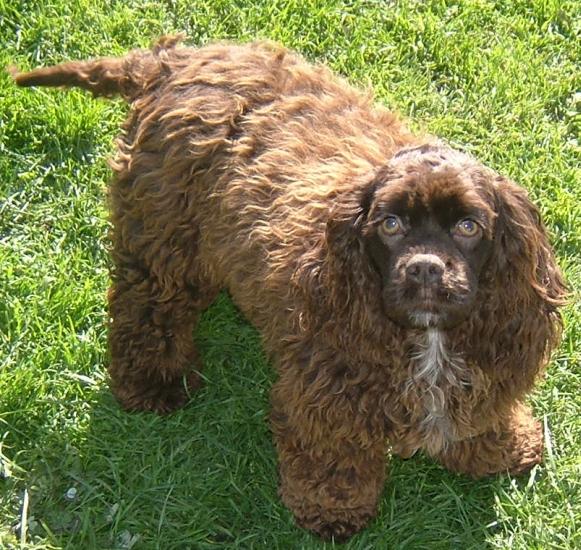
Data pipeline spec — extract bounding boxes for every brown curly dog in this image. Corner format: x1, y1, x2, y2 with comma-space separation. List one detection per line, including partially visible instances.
13, 36, 566, 540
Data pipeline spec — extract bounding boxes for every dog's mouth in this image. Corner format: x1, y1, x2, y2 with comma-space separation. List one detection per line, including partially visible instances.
406, 297, 451, 328
383, 289, 473, 329
407, 309, 442, 328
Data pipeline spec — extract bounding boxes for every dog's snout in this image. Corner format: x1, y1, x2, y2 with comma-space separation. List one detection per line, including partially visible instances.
405, 254, 445, 285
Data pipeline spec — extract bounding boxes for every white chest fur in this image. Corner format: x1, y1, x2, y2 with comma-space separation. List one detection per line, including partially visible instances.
408, 328, 469, 454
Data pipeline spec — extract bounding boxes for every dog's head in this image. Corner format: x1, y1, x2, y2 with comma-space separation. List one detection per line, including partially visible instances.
326, 144, 565, 332
363, 145, 496, 329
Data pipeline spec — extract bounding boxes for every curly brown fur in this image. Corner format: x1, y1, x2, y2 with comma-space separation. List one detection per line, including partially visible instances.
12, 36, 566, 540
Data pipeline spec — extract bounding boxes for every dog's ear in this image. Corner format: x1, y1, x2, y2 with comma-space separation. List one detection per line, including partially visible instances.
472, 177, 566, 382
321, 171, 386, 322
491, 177, 566, 309
325, 169, 384, 262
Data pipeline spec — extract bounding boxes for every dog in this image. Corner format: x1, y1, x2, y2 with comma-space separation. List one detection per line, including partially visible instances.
12, 36, 566, 540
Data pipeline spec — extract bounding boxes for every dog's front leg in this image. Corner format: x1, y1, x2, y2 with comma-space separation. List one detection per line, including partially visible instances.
270, 356, 388, 541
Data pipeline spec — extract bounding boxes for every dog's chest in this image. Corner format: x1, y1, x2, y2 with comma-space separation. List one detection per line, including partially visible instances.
402, 329, 470, 455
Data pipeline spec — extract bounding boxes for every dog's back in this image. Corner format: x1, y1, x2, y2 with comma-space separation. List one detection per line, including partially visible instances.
11, 36, 419, 353
11, 37, 411, 324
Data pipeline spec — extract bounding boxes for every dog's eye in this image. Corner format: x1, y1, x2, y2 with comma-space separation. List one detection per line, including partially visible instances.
455, 219, 480, 237
379, 215, 403, 237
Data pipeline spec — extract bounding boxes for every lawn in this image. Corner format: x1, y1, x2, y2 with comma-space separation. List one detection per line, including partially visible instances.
0, 0, 579, 548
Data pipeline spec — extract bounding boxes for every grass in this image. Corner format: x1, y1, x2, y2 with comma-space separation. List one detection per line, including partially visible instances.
0, 0, 579, 548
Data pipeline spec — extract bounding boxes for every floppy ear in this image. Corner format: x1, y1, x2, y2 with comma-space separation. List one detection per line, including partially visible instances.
475, 177, 566, 384
326, 183, 374, 257
289, 173, 388, 346
325, 167, 385, 270
322, 172, 385, 321
492, 177, 566, 309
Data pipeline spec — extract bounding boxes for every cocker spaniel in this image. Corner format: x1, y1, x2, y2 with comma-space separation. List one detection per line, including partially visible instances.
13, 36, 566, 540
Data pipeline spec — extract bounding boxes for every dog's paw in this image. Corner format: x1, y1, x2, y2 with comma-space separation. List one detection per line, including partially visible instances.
112, 371, 202, 415
296, 508, 374, 542
506, 419, 544, 476
310, 519, 366, 542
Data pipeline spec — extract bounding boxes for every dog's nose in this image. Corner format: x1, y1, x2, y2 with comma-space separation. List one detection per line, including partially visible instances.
405, 254, 445, 285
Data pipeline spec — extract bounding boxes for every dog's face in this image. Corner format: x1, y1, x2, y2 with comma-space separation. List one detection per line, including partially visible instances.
362, 145, 497, 329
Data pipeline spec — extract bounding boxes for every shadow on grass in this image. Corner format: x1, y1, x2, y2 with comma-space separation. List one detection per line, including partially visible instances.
30, 296, 504, 549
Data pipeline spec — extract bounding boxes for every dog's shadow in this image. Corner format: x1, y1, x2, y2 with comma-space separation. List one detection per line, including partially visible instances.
38, 294, 508, 548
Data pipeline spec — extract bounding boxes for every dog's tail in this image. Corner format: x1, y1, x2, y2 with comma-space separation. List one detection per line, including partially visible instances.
9, 35, 184, 101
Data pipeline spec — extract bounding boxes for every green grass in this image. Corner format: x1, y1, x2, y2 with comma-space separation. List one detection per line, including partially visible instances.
1, 0, 579, 548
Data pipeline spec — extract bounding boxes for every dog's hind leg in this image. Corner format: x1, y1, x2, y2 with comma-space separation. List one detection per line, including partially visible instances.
107, 250, 218, 414
105, 130, 220, 413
